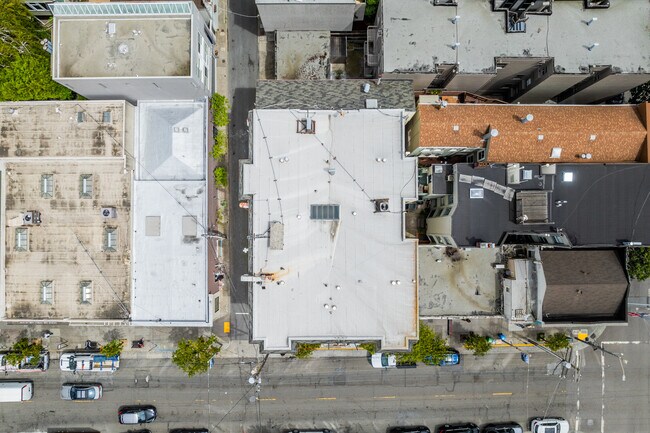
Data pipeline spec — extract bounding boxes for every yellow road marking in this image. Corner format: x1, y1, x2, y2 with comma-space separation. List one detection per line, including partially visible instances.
374, 396, 396, 399
195, 399, 205, 402
492, 392, 513, 396
260, 397, 277, 401
318, 397, 337, 400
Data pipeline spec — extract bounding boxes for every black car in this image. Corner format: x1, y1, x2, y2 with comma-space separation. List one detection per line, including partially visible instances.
388, 427, 431, 433
118, 405, 157, 424
482, 423, 523, 433
438, 423, 479, 433
170, 430, 210, 433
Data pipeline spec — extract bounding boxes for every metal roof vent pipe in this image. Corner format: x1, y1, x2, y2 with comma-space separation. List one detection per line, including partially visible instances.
520, 114, 534, 124
483, 129, 499, 141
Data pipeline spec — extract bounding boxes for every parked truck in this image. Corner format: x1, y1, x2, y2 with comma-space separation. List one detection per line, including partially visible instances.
0, 351, 49, 373
59, 353, 119, 373
0, 381, 33, 402
370, 353, 416, 369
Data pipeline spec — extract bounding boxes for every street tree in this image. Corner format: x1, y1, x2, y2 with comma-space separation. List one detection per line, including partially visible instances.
544, 333, 570, 352
397, 321, 450, 364
172, 335, 221, 377
463, 333, 493, 356
100, 339, 124, 358
628, 247, 650, 281
5, 338, 43, 366
295, 343, 320, 359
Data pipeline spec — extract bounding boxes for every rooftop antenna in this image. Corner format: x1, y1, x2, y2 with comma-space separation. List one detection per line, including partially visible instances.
449, 15, 460, 24
586, 42, 599, 51
584, 17, 598, 26
520, 114, 534, 124
450, 42, 461, 50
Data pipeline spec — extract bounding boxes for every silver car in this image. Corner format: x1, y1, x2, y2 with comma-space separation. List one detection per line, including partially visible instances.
60, 383, 103, 400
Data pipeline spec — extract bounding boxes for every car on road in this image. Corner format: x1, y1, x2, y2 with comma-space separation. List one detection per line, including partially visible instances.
530, 417, 569, 433
60, 383, 102, 400
169, 429, 210, 433
437, 423, 479, 433
423, 350, 461, 366
481, 422, 523, 433
370, 353, 416, 369
118, 405, 157, 424
388, 426, 431, 433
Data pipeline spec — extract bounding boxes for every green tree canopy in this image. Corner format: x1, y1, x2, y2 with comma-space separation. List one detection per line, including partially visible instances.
463, 333, 493, 356
0, 0, 74, 101
544, 333, 570, 352
210, 93, 230, 127
628, 247, 650, 281
100, 339, 124, 358
5, 338, 43, 366
396, 321, 451, 364
172, 335, 221, 377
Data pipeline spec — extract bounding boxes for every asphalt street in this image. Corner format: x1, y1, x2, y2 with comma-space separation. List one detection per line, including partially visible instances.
1, 353, 573, 433
226, 0, 259, 343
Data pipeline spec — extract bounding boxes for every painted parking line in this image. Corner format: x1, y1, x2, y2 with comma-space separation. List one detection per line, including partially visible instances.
259, 397, 277, 401
374, 396, 396, 399
492, 392, 513, 396
317, 397, 337, 401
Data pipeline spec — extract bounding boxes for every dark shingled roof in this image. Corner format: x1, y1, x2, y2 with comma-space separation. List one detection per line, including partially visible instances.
541, 250, 628, 323
255, 79, 415, 111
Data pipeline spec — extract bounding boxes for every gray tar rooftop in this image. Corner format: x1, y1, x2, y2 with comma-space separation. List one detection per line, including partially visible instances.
242, 109, 418, 352
51, 2, 193, 79
380, 0, 650, 75
450, 163, 650, 248
255, 79, 415, 111
131, 101, 209, 325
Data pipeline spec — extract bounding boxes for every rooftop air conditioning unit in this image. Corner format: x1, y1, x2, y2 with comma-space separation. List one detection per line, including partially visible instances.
23, 210, 42, 226
101, 207, 117, 218
373, 198, 390, 213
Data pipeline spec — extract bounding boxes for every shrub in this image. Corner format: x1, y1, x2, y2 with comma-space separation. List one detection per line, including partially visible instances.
463, 333, 492, 356
365, 0, 379, 17
628, 247, 650, 281
214, 167, 228, 188
211, 131, 227, 160
210, 93, 230, 127
295, 343, 320, 359
359, 342, 377, 354
544, 333, 570, 352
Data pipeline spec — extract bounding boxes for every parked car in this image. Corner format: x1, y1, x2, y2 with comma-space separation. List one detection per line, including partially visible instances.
437, 423, 479, 433
423, 350, 460, 366
118, 405, 157, 424
169, 430, 210, 433
482, 422, 523, 433
60, 383, 102, 400
388, 426, 431, 433
370, 353, 416, 369
530, 418, 569, 433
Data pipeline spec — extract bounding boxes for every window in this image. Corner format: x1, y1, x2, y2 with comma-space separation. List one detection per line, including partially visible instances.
41, 281, 53, 304
80, 174, 93, 198
80, 281, 93, 304
104, 227, 117, 252
310, 204, 340, 220
102, 111, 112, 123
15, 228, 28, 252
76, 112, 85, 123
40, 174, 53, 198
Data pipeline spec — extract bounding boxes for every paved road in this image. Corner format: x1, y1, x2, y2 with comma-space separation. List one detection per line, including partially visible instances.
227, 0, 259, 342
1, 353, 574, 433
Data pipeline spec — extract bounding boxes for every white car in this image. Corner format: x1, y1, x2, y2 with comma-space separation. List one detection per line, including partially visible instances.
370, 353, 397, 368
60, 383, 103, 400
530, 417, 570, 433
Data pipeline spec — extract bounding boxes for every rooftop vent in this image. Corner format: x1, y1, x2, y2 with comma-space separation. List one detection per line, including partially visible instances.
101, 207, 117, 218
585, 0, 610, 9
373, 198, 390, 213
22, 210, 42, 226
365, 99, 378, 109
297, 118, 316, 134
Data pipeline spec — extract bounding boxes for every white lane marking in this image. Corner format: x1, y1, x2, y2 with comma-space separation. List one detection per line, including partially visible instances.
600, 341, 644, 344
601, 349, 605, 433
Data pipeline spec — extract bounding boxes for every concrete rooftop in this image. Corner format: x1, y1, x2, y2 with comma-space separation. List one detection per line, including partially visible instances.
131, 101, 209, 325
242, 109, 418, 352
1, 101, 131, 321
381, 0, 650, 74
54, 17, 191, 78
276, 31, 330, 80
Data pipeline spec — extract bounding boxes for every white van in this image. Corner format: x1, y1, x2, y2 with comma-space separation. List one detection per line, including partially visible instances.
0, 381, 33, 402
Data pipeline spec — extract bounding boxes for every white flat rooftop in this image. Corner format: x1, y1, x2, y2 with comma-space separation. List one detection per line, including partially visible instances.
381, 0, 650, 74
131, 101, 209, 325
242, 109, 418, 352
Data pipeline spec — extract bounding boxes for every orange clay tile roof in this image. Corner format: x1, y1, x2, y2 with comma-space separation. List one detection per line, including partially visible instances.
418, 103, 649, 163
